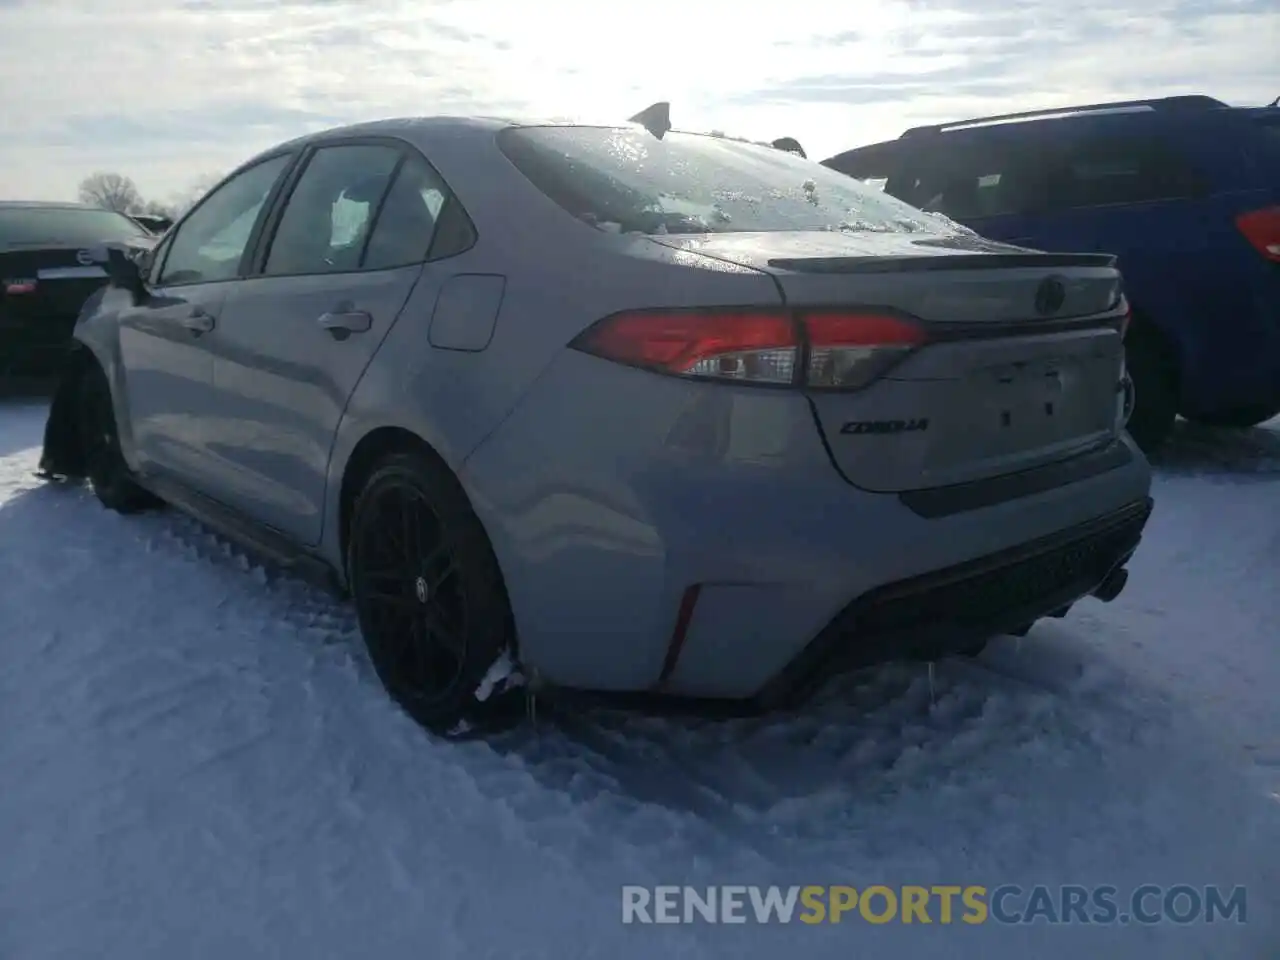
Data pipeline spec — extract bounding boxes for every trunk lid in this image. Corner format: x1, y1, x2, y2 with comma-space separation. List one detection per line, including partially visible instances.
1, 244, 111, 321
1, 245, 112, 374
650, 230, 1127, 491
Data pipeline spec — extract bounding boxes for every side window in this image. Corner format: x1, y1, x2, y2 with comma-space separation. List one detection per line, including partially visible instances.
263, 144, 401, 277
361, 153, 452, 270
159, 156, 291, 286
1052, 137, 1207, 208
908, 143, 1056, 220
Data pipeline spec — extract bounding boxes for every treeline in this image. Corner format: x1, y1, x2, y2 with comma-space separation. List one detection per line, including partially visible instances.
76, 170, 221, 220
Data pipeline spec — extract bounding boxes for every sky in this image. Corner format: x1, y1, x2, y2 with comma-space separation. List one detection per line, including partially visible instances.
0, 0, 1276, 206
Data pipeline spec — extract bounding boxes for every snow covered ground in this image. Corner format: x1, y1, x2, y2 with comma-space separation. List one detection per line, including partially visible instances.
1, 399, 1277, 960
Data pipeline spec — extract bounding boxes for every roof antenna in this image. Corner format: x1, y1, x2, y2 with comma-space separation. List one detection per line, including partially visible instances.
1270, 94, 1279, 107
629, 101, 671, 140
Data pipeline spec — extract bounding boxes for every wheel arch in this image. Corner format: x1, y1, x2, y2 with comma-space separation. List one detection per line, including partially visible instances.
335, 426, 499, 583
334, 423, 522, 662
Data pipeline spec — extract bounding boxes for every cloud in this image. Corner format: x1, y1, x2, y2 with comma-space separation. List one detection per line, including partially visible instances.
0, 0, 1274, 201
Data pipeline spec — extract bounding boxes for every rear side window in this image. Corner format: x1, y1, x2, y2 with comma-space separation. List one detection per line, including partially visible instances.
1051, 136, 1207, 207
498, 126, 955, 236
0, 206, 148, 246
362, 152, 456, 270
891, 133, 1207, 219
886, 140, 1056, 220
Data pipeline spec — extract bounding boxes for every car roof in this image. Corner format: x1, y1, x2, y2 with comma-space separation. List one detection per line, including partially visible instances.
226, 113, 776, 187
228, 114, 570, 174
0, 200, 117, 211
268, 114, 566, 152
823, 95, 1265, 166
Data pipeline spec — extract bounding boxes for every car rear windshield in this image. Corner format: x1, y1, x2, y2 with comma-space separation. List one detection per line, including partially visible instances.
0, 206, 149, 247
497, 126, 958, 236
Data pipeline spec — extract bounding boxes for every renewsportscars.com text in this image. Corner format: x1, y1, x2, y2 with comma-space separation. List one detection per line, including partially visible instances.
621, 884, 1248, 925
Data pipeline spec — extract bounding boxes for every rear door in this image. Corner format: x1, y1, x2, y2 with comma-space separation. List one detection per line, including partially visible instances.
200, 140, 455, 546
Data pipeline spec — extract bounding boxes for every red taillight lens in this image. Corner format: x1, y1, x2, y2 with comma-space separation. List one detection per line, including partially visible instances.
572, 309, 797, 383
571, 308, 926, 389
1235, 206, 1280, 262
3, 280, 37, 295
804, 311, 927, 388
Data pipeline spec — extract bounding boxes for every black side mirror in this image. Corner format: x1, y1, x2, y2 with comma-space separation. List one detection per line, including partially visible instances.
88, 243, 149, 305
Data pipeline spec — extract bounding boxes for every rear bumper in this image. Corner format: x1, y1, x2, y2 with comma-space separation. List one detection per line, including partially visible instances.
464, 351, 1156, 703
754, 497, 1152, 709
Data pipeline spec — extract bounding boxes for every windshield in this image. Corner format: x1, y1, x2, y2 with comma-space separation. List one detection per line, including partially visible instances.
498, 126, 960, 237
0, 206, 149, 247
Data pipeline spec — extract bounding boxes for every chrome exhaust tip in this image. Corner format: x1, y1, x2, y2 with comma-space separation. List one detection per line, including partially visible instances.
1093, 566, 1129, 603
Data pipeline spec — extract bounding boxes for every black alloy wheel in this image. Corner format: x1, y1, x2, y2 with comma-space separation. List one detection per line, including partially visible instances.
347, 451, 518, 736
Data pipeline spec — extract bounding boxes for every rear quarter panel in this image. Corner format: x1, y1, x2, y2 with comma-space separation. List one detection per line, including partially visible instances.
318, 124, 783, 572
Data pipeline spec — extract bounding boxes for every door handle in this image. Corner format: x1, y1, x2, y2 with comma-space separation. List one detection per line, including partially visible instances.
179, 310, 215, 334
318, 309, 373, 339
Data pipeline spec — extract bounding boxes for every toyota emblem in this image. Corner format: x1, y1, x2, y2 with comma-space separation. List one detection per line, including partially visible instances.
75, 249, 96, 266
1034, 276, 1067, 316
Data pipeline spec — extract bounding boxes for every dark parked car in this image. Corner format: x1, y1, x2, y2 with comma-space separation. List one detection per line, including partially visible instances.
824, 95, 1280, 451
131, 213, 174, 235
1, 201, 155, 378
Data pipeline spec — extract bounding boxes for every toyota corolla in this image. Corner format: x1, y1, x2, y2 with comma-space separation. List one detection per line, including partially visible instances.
37, 115, 1153, 736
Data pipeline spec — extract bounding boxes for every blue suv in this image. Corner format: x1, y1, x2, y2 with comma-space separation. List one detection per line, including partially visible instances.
824, 95, 1280, 452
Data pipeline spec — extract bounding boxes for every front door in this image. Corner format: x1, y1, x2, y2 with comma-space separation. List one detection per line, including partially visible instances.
117, 154, 295, 481
201, 141, 451, 546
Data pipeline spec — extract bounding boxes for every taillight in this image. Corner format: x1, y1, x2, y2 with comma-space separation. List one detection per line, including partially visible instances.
1235, 206, 1280, 262
3, 279, 37, 295
804, 311, 927, 388
570, 308, 927, 389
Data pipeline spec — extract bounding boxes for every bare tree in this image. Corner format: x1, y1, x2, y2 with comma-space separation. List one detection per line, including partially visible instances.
171, 172, 223, 215
77, 171, 143, 214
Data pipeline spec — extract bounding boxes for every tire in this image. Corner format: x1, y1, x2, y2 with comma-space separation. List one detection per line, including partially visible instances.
346, 449, 520, 737
1184, 404, 1280, 430
1123, 326, 1179, 455
78, 365, 158, 514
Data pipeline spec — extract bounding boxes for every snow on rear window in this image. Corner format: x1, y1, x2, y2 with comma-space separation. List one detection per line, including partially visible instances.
498, 127, 953, 236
